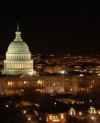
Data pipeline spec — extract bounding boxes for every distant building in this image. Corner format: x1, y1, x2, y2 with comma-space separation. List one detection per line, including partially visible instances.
43, 111, 68, 123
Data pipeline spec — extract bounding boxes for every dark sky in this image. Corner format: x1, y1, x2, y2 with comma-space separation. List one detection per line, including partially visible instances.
0, 0, 100, 54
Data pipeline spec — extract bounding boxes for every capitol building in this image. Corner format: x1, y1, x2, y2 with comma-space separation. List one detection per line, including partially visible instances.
0, 24, 100, 96
2, 24, 36, 76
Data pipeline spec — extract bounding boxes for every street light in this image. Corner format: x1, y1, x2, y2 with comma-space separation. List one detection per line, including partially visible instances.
91, 116, 94, 120
54, 102, 57, 109
6, 104, 9, 107
54, 102, 57, 105
23, 110, 26, 114
79, 112, 82, 116
28, 117, 31, 121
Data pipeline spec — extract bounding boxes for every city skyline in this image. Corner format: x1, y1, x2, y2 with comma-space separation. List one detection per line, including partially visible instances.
0, 0, 100, 54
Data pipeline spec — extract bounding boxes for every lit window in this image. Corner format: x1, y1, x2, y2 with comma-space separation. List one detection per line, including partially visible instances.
61, 114, 64, 119
24, 81, 26, 85
53, 83, 55, 86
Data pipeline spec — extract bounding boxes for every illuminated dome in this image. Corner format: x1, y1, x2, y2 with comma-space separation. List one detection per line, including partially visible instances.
7, 40, 30, 54
6, 24, 30, 55
2, 24, 36, 75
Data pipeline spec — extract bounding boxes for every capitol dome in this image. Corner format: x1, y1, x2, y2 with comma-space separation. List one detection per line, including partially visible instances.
2, 24, 36, 75
6, 24, 30, 55
7, 40, 30, 54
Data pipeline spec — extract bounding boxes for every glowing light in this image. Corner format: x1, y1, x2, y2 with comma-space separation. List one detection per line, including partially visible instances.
6, 105, 9, 107
89, 100, 92, 102
91, 116, 94, 120
80, 74, 84, 76
23, 110, 26, 114
61, 114, 64, 119
28, 117, 31, 121
54, 102, 57, 105
70, 88, 73, 91
79, 112, 82, 115
60, 71, 65, 74
24, 81, 26, 85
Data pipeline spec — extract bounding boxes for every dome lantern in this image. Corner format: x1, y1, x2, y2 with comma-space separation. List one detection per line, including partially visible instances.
14, 23, 22, 41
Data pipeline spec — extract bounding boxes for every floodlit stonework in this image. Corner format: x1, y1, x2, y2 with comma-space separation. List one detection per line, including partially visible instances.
2, 24, 36, 75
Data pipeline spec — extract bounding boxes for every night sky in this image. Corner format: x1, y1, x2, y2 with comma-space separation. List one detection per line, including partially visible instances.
0, 0, 100, 55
